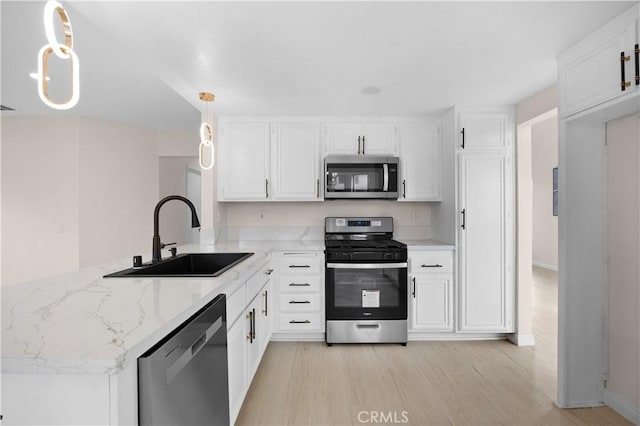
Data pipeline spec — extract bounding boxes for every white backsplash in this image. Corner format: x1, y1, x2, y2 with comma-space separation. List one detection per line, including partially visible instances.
214, 224, 431, 242
212, 201, 435, 242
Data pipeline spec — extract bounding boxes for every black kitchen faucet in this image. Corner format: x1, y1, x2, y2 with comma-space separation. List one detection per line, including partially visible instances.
152, 195, 200, 262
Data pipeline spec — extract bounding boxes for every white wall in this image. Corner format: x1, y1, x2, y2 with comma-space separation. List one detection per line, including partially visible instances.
158, 157, 199, 246
531, 115, 558, 270
606, 113, 639, 416
1, 116, 80, 285
78, 118, 159, 268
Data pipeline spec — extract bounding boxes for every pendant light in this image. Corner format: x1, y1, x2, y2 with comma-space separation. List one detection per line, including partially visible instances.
199, 92, 215, 170
37, 1, 80, 110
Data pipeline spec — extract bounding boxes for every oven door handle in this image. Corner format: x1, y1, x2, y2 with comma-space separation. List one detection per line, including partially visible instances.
326, 262, 408, 269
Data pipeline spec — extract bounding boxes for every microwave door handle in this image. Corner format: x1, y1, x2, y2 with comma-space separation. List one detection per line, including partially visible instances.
383, 163, 389, 192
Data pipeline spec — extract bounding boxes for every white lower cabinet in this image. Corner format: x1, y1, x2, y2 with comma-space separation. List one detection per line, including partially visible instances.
227, 312, 248, 423
272, 251, 325, 338
409, 249, 454, 333
226, 261, 273, 424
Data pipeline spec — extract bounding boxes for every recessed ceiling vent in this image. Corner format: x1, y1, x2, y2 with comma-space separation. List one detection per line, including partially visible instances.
0, 105, 15, 111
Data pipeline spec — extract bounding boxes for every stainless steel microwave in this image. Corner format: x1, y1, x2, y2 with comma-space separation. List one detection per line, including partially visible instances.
324, 155, 399, 199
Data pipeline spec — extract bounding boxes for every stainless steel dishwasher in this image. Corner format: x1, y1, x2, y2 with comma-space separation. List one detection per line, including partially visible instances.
138, 294, 229, 426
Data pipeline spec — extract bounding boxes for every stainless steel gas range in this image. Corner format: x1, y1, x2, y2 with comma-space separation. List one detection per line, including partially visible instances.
324, 217, 408, 345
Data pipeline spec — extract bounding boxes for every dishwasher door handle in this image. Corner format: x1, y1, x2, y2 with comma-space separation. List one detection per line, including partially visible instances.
165, 317, 222, 385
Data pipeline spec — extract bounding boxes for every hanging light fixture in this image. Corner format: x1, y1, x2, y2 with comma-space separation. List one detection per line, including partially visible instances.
199, 92, 215, 170
37, 0, 79, 110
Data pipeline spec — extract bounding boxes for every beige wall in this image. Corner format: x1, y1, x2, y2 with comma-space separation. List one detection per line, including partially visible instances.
606, 113, 639, 412
0, 115, 181, 286
78, 118, 159, 268
516, 85, 557, 125
514, 85, 558, 343
157, 128, 199, 157
1, 116, 81, 285
159, 157, 199, 246
531, 115, 558, 269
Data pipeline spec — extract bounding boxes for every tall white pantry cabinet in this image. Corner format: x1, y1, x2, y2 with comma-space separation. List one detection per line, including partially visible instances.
435, 107, 515, 334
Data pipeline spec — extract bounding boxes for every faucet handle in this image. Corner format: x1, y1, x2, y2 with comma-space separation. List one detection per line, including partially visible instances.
160, 242, 176, 249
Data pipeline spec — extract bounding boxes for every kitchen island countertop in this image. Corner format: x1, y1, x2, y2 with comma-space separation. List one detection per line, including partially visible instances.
1, 244, 271, 375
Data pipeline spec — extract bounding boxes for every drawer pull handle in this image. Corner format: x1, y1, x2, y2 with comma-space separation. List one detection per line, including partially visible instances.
289, 300, 311, 304
421, 264, 443, 268
289, 283, 311, 287
289, 320, 311, 324
289, 265, 311, 268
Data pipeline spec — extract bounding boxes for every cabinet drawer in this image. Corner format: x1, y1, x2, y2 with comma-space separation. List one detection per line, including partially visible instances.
226, 284, 247, 328
278, 275, 321, 293
246, 265, 272, 302
279, 252, 321, 274
279, 293, 321, 312
278, 313, 323, 331
409, 251, 453, 274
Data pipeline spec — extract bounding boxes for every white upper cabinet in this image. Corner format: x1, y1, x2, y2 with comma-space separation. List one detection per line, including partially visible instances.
360, 123, 398, 155
219, 120, 321, 202
220, 122, 270, 201
325, 123, 362, 155
272, 123, 321, 201
325, 122, 397, 155
458, 112, 510, 151
558, 5, 639, 117
398, 121, 441, 201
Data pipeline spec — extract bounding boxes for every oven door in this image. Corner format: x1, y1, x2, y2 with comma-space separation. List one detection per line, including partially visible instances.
325, 262, 408, 320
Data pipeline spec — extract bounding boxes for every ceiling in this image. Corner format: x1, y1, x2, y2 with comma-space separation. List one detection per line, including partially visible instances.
1, 1, 636, 129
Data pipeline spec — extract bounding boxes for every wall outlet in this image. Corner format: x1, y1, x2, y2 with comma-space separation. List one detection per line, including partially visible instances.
412, 211, 419, 222
259, 210, 265, 220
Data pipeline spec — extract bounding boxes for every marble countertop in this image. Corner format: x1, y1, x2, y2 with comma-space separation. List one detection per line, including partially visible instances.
401, 239, 456, 250
1, 244, 271, 375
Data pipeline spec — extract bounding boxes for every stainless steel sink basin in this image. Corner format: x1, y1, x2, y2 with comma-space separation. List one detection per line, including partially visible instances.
104, 252, 254, 278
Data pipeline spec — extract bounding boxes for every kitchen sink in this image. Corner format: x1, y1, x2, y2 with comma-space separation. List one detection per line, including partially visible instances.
104, 252, 254, 278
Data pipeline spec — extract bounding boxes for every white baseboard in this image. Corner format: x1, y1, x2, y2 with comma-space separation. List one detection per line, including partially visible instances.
507, 334, 535, 346
408, 333, 508, 341
270, 332, 325, 342
533, 261, 558, 271
604, 389, 640, 425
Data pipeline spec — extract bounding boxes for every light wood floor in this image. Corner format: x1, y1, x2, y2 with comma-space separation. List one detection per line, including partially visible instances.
237, 267, 630, 425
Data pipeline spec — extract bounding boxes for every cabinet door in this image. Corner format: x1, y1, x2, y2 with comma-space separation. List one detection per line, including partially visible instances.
361, 122, 397, 155
325, 123, 361, 155
398, 122, 441, 201
458, 113, 510, 151
458, 152, 513, 332
227, 317, 247, 425
246, 298, 261, 381
410, 275, 453, 332
559, 16, 638, 117
258, 281, 273, 357
272, 123, 321, 201
221, 122, 270, 200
